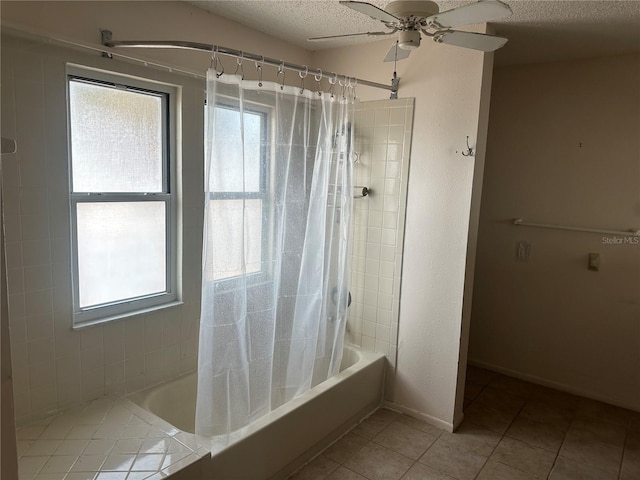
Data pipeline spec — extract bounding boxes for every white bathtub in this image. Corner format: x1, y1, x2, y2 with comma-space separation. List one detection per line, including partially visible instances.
128, 345, 386, 480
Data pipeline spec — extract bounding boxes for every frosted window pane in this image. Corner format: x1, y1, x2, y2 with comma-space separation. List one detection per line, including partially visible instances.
204, 199, 262, 280
77, 202, 166, 308
210, 107, 262, 193
69, 80, 164, 192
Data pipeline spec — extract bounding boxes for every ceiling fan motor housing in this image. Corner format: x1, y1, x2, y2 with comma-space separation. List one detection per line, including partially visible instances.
398, 30, 421, 49
385, 0, 440, 19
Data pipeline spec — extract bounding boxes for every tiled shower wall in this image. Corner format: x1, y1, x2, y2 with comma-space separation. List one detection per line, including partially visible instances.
1, 33, 414, 424
347, 98, 414, 374
1, 35, 206, 425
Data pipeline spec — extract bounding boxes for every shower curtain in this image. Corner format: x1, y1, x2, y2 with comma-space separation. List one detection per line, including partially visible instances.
196, 70, 354, 439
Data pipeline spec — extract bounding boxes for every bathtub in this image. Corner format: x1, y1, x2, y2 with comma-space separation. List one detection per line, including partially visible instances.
128, 345, 386, 479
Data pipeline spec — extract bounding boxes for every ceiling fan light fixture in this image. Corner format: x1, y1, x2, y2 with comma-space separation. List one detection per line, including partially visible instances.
398, 30, 421, 49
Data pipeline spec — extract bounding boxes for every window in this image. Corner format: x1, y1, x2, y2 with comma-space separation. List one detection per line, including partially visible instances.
204, 104, 268, 282
67, 67, 177, 325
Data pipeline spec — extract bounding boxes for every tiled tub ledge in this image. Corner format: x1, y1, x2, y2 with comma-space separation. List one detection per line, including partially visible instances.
15, 395, 210, 480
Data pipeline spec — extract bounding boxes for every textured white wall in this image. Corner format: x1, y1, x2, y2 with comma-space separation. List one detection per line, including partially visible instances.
313, 29, 493, 430
470, 54, 640, 411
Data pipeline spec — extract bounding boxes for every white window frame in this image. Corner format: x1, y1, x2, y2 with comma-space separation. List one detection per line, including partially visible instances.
67, 65, 179, 327
205, 100, 272, 288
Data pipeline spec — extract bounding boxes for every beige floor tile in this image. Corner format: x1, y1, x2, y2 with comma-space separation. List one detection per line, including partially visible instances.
418, 437, 487, 480
490, 436, 555, 478
352, 409, 401, 440
629, 412, 640, 433
621, 454, 640, 480
344, 442, 413, 480
575, 398, 632, 427
529, 386, 580, 411
466, 366, 496, 386
395, 416, 444, 438
488, 375, 536, 398
325, 467, 368, 480
462, 401, 516, 434
464, 382, 484, 401
476, 459, 538, 480
475, 386, 527, 415
569, 417, 627, 447
400, 462, 457, 480
440, 422, 501, 457
549, 455, 617, 480
324, 433, 368, 464
505, 416, 565, 453
290, 455, 340, 480
373, 422, 438, 460
519, 400, 574, 431
559, 429, 623, 476
625, 431, 640, 460
622, 434, 640, 479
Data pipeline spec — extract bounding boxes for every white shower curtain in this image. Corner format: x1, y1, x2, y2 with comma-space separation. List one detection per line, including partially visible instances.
196, 71, 354, 440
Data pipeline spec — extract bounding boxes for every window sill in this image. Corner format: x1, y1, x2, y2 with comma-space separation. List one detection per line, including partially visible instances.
72, 300, 184, 330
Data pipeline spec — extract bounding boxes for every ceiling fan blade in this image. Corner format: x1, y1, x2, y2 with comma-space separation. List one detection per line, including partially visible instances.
426, 0, 512, 29
383, 43, 412, 62
433, 30, 508, 52
308, 31, 395, 41
339, 1, 400, 24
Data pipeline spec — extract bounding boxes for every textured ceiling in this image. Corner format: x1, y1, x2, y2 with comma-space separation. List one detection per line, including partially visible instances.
188, 0, 640, 65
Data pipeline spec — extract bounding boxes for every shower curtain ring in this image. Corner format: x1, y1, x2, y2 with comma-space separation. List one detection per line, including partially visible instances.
299, 66, 308, 93
209, 45, 216, 69
210, 45, 224, 77
329, 72, 337, 98
277, 60, 286, 90
255, 56, 264, 87
234, 52, 244, 79
314, 69, 323, 96
340, 76, 347, 99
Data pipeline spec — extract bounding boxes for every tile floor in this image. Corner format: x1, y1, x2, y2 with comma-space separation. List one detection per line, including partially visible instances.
290, 367, 640, 480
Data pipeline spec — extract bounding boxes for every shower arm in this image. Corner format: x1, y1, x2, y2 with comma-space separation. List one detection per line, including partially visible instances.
101, 30, 400, 99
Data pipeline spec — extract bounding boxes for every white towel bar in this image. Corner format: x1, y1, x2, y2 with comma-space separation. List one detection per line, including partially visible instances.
513, 218, 640, 237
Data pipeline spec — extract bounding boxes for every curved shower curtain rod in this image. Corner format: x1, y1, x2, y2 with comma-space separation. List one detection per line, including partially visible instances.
101, 30, 400, 99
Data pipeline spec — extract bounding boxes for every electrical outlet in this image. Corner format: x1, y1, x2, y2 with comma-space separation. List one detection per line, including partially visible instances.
516, 241, 531, 262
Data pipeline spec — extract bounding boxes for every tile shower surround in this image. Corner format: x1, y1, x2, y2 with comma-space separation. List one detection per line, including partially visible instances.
2, 37, 204, 425
347, 99, 414, 383
3, 33, 414, 425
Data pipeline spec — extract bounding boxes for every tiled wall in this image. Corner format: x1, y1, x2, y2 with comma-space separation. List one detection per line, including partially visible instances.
347, 98, 414, 376
1, 33, 415, 424
1, 35, 205, 425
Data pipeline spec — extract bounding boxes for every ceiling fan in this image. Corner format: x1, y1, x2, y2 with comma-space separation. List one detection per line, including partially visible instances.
308, 0, 512, 62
